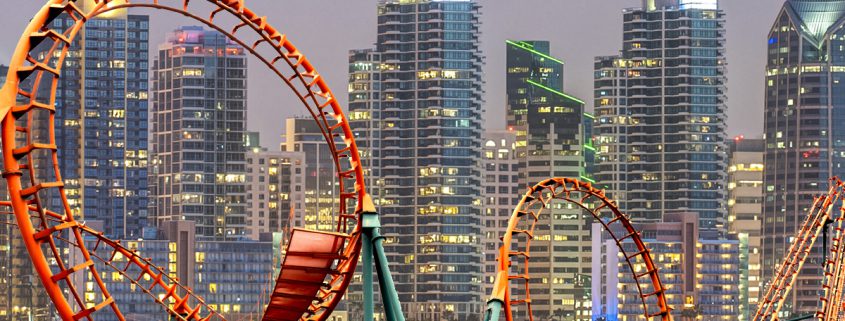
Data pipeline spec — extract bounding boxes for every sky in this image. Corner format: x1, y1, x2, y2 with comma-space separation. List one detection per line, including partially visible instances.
0, 0, 785, 148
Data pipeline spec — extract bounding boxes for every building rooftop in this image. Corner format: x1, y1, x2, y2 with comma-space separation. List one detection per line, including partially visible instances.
788, 0, 845, 43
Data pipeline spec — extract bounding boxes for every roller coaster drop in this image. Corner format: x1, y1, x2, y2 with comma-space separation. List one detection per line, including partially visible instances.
0, 1, 705, 321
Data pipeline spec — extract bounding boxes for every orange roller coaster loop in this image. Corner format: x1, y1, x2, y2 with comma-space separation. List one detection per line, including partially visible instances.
1, 1, 366, 320
484, 177, 673, 321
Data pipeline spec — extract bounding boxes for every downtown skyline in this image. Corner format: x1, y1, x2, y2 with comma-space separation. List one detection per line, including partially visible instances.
0, 0, 784, 147
0, 1, 836, 321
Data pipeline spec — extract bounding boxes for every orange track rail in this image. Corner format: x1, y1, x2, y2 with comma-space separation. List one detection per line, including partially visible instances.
753, 177, 844, 321
489, 178, 672, 321
0, 1, 366, 321
819, 205, 845, 321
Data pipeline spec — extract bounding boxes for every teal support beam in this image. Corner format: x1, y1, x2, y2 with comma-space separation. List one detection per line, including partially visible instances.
482, 299, 503, 321
362, 230, 374, 321
370, 220, 405, 321
360, 194, 406, 321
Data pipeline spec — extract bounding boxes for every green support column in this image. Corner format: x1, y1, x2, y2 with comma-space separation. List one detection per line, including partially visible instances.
483, 300, 503, 321
361, 194, 406, 321
362, 231, 374, 321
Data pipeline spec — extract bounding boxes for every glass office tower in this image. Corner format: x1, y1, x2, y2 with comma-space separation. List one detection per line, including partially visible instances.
762, 0, 845, 316
594, 0, 728, 230
349, 1, 485, 319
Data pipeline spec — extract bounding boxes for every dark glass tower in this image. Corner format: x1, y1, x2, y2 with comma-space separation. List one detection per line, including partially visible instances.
594, 0, 728, 230
349, 0, 485, 319
762, 0, 845, 315
505, 40, 590, 320
47, 10, 151, 239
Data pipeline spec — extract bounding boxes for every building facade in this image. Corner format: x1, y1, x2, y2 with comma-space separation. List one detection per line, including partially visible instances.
591, 212, 741, 321
480, 131, 519, 300
728, 137, 764, 321
245, 148, 306, 240
42, 2, 152, 240
761, 0, 845, 316
282, 118, 341, 233
594, 0, 728, 230
72, 221, 276, 321
4, 4, 151, 318
506, 40, 591, 320
348, 0, 486, 319
150, 26, 249, 239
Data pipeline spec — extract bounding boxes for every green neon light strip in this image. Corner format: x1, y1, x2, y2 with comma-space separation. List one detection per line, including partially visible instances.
580, 175, 596, 184
526, 79, 585, 105
517, 41, 535, 49
583, 112, 595, 120
506, 40, 564, 65
584, 144, 596, 152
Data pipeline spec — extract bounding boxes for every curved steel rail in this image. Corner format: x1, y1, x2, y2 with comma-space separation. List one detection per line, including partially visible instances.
1, 1, 366, 321
753, 177, 844, 321
485, 177, 672, 321
0, 201, 226, 320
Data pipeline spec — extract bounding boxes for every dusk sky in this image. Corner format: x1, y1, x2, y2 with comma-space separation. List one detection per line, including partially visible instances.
0, 0, 784, 148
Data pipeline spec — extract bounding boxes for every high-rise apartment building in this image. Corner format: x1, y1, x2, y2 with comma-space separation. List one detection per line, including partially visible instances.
762, 0, 845, 315
245, 148, 306, 240
480, 131, 519, 300
150, 26, 249, 239
348, 1, 485, 318
42, 2, 151, 239
594, 0, 728, 230
505, 40, 591, 320
728, 137, 764, 321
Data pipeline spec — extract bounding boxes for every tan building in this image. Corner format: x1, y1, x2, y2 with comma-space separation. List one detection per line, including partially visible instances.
728, 137, 764, 321
481, 131, 520, 300
245, 148, 306, 240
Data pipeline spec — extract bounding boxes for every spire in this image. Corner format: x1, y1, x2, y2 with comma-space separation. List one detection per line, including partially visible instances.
787, 0, 845, 42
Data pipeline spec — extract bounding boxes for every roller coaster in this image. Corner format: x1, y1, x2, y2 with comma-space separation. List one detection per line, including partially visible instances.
4, 1, 839, 321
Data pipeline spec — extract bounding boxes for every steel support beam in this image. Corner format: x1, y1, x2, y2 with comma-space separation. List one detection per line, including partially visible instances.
361, 196, 406, 321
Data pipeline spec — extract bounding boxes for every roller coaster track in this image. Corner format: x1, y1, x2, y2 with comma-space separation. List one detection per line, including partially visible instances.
483, 177, 673, 321
752, 177, 845, 321
0, 1, 366, 320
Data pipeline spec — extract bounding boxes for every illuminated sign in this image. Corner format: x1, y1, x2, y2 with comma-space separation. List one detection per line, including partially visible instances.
679, 0, 718, 10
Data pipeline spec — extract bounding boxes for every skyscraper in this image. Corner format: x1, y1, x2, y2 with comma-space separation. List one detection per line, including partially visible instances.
150, 26, 249, 239
43, 3, 151, 239
762, 0, 845, 315
4, 6, 151, 319
594, 0, 728, 230
348, 1, 485, 318
505, 40, 591, 320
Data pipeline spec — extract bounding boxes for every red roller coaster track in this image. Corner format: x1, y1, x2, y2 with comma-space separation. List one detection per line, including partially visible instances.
486, 177, 673, 321
0, 1, 365, 320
